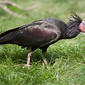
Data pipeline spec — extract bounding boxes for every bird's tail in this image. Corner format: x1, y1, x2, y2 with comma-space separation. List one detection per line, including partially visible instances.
0, 28, 18, 45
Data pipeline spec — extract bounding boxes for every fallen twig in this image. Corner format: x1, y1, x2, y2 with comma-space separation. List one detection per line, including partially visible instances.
0, 1, 39, 17
0, 4, 23, 17
0, 1, 39, 10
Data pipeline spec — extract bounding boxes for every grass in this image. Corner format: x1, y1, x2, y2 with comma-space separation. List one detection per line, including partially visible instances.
0, 0, 85, 85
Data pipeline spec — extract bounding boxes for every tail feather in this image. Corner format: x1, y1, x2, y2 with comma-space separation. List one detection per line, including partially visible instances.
0, 28, 19, 44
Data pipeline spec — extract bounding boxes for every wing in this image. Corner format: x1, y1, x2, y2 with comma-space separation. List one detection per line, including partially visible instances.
10, 20, 61, 48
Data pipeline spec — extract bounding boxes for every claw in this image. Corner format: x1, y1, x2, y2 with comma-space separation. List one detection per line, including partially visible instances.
23, 64, 31, 68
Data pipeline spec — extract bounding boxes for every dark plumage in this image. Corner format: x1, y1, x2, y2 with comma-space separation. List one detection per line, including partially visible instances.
0, 14, 83, 68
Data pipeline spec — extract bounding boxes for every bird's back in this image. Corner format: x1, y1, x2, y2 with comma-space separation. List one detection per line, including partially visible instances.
0, 18, 67, 49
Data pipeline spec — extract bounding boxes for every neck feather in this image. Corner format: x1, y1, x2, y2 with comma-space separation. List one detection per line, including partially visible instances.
65, 24, 80, 39
63, 14, 82, 39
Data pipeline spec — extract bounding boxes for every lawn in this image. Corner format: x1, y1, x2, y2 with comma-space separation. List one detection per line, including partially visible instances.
0, 0, 85, 85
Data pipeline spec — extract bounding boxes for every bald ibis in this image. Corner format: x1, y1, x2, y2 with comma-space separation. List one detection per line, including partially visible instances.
0, 14, 85, 68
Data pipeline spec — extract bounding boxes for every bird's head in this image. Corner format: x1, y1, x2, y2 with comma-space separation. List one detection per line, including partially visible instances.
67, 14, 85, 33
79, 21, 85, 32
65, 14, 84, 39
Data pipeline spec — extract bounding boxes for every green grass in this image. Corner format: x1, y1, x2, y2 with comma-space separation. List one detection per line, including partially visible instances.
0, 0, 85, 85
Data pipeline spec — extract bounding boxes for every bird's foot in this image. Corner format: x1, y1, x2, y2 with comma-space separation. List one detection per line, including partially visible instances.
23, 64, 31, 68
44, 64, 48, 69
46, 65, 48, 69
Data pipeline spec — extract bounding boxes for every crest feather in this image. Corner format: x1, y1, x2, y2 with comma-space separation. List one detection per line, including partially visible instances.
69, 13, 82, 24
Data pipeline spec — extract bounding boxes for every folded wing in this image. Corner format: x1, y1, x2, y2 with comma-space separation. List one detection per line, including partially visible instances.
0, 20, 61, 48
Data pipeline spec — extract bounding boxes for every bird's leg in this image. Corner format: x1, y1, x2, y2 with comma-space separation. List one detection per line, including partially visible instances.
42, 51, 48, 69
26, 51, 32, 66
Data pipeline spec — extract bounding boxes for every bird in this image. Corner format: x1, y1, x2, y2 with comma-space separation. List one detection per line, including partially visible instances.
0, 14, 85, 68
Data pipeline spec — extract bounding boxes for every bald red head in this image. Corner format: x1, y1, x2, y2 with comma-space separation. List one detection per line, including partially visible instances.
79, 21, 85, 32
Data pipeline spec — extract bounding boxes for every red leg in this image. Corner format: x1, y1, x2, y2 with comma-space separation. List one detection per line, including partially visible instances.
43, 58, 48, 69
26, 51, 32, 66
43, 52, 48, 69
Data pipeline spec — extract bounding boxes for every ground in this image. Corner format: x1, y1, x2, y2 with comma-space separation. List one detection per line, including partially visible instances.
0, 0, 85, 85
